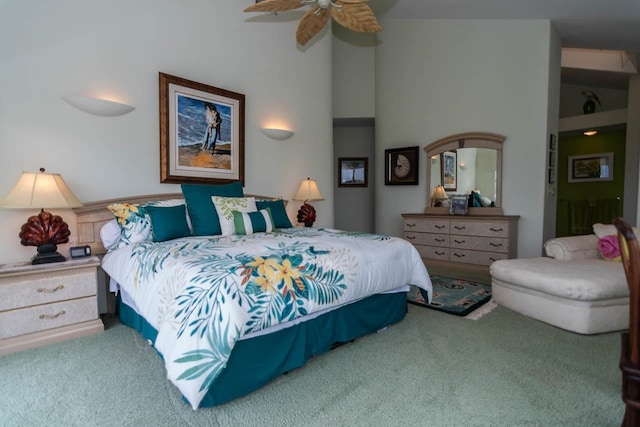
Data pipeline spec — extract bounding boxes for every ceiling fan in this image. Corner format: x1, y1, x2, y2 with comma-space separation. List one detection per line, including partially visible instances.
244, 0, 382, 46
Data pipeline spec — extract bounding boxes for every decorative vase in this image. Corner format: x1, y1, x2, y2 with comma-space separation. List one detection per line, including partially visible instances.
583, 100, 596, 114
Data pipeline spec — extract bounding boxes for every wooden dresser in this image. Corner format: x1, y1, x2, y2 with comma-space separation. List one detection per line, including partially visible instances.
402, 214, 519, 278
0, 257, 104, 355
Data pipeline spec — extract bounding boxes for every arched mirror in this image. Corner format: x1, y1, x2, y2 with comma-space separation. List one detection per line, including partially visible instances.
424, 132, 505, 215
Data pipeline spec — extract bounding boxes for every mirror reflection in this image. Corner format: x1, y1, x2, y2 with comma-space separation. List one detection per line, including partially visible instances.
430, 148, 497, 206
424, 132, 505, 214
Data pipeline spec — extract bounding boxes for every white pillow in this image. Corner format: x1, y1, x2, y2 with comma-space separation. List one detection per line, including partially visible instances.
211, 196, 257, 236
593, 222, 640, 239
100, 219, 122, 251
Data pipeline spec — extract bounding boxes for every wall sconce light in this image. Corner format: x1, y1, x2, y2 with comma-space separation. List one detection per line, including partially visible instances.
62, 95, 135, 117
458, 162, 467, 170
0, 168, 84, 264
292, 177, 324, 227
583, 130, 598, 136
261, 128, 294, 140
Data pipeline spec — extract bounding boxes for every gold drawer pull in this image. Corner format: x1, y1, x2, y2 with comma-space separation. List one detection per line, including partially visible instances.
490, 242, 503, 247
406, 223, 416, 227
454, 239, 465, 244
38, 285, 64, 293
490, 227, 503, 232
454, 226, 466, 230
39, 310, 66, 320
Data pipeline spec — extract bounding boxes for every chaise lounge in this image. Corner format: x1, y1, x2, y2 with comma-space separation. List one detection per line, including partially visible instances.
490, 223, 631, 334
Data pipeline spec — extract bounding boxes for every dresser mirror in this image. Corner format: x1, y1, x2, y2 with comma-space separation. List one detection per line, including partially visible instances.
424, 132, 505, 215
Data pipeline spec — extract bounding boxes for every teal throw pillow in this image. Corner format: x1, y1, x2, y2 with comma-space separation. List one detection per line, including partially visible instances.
232, 208, 275, 235
181, 181, 244, 236
256, 199, 292, 228
146, 205, 191, 242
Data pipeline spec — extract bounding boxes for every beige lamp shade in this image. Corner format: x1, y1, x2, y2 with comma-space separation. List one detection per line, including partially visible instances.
431, 185, 448, 201
293, 178, 324, 202
0, 170, 83, 209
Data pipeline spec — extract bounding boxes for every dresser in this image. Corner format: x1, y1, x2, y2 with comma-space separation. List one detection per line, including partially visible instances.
402, 214, 519, 276
0, 257, 104, 355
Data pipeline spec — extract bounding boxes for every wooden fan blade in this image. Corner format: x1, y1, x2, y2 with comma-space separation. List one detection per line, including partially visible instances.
331, 2, 382, 33
244, 0, 305, 13
296, 8, 329, 45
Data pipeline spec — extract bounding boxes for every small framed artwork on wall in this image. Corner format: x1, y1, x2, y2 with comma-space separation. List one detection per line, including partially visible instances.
385, 146, 419, 185
568, 152, 614, 183
441, 150, 457, 191
338, 157, 368, 187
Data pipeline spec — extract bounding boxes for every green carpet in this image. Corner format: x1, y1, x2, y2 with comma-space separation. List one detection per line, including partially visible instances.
408, 275, 492, 316
0, 305, 624, 426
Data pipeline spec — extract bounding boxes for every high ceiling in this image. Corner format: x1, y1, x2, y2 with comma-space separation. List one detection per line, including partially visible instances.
372, 0, 640, 54
371, 0, 640, 90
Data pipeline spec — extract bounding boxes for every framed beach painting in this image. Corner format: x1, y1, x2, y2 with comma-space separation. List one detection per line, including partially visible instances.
441, 151, 457, 191
568, 152, 613, 183
338, 157, 368, 187
385, 146, 419, 185
159, 72, 245, 185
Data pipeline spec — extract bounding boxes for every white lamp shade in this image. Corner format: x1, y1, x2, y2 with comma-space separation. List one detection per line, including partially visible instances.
0, 171, 83, 209
261, 128, 294, 140
62, 95, 135, 117
293, 178, 324, 202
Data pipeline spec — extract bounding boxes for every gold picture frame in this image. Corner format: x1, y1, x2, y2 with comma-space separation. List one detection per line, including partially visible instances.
159, 72, 245, 185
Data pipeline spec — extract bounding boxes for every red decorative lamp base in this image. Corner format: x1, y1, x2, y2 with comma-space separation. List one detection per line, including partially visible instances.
297, 203, 317, 227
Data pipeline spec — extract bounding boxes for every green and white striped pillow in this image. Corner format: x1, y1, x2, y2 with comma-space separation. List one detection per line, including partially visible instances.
232, 208, 275, 235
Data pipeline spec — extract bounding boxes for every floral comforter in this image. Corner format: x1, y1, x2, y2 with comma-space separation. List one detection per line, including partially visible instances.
101, 228, 431, 409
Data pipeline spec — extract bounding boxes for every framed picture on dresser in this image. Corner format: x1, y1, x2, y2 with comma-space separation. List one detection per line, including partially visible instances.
449, 195, 468, 215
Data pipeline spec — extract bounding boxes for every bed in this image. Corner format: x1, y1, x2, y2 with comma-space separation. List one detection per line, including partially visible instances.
74, 185, 432, 410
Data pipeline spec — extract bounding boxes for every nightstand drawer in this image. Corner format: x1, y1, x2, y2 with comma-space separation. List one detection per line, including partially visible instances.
0, 267, 96, 311
0, 296, 98, 339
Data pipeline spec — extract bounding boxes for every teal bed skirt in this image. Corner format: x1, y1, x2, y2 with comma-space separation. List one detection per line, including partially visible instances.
117, 291, 408, 407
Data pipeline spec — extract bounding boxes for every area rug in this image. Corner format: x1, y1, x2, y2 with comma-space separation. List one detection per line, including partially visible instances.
408, 275, 492, 317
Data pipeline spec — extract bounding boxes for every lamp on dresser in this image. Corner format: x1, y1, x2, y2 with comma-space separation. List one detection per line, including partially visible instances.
431, 185, 448, 207
293, 177, 324, 227
0, 168, 84, 264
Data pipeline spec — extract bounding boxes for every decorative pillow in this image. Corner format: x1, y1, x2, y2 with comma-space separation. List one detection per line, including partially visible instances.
107, 198, 188, 249
212, 196, 257, 236
181, 182, 244, 236
145, 205, 191, 242
232, 208, 275, 235
597, 235, 621, 262
99, 219, 122, 251
256, 199, 292, 228
593, 223, 640, 239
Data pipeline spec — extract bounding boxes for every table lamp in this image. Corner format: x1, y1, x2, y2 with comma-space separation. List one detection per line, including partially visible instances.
0, 168, 84, 264
293, 177, 324, 227
431, 185, 448, 207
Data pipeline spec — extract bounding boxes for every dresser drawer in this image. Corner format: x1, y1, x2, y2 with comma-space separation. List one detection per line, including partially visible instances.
415, 245, 450, 261
450, 220, 510, 238
405, 232, 449, 247
404, 219, 449, 234
0, 267, 97, 312
0, 296, 98, 339
449, 249, 509, 266
449, 235, 509, 253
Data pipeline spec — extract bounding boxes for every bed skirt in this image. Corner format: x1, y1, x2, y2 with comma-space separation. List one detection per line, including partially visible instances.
117, 291, 408, 407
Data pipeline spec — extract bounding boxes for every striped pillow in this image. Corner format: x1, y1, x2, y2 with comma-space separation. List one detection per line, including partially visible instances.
232, 208, 275, 235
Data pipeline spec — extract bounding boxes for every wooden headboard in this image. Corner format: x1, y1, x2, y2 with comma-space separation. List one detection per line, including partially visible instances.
73, 193, 283, 256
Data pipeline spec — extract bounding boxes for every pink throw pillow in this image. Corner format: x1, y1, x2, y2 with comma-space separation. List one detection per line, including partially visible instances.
598, 235, 621, 262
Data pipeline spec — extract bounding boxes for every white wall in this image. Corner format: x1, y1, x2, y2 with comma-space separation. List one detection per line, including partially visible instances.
375, 19, 556, 258
0, 0, 333, 264
332, 24, 376, 118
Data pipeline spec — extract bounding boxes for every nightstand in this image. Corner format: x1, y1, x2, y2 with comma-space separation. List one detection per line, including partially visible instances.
0, 256, 104, 355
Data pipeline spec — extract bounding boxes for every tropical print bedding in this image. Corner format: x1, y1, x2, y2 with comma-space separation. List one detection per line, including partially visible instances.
101, 227, 431, 409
